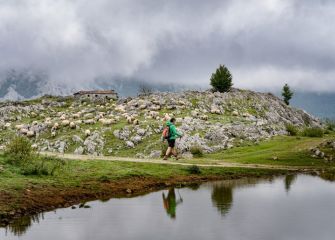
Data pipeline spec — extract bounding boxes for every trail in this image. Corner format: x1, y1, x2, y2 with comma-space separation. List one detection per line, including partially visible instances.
42, 152, 312, 172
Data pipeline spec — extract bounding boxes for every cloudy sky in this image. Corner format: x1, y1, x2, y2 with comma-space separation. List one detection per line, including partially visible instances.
0, 0, 335, 92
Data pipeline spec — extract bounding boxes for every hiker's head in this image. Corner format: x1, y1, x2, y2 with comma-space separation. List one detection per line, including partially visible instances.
170, 118, 176, 124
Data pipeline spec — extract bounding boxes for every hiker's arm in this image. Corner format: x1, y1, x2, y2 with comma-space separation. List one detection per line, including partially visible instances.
176, 130, 182, 138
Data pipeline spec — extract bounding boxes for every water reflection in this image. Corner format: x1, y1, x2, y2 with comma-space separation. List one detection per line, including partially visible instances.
211, 184, 233, 216
5, 213, 43, 237
211, 178, 265, 217
4, 175, 335, 239
162, 188, 183, 219
319, 171, 335, 182
284, 175, 297, 192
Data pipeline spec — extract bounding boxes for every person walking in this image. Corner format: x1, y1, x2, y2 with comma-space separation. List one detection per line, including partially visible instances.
163, 118, 182, 160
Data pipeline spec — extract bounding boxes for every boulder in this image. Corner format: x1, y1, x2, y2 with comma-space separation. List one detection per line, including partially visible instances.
137, 128, 146, 136
74, 146, 84, 155
126, 141, 135, 148
72, 135, 84, 144
149, 150, 161, 158
131, 135, 142, 144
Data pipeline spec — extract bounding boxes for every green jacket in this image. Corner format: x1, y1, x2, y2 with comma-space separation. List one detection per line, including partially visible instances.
166, 121, 182, 140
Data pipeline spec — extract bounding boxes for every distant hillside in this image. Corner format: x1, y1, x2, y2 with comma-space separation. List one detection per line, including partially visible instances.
291, 92, 335, 120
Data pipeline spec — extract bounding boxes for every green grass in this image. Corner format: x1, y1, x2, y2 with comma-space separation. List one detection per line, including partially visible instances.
0, 154, 285, 214
204, 135, 335, 167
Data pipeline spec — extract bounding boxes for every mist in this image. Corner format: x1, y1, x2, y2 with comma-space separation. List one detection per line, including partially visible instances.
1, 0, 335, 93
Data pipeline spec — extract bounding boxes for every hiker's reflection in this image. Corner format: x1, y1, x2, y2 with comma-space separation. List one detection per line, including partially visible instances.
162, 188, 183, 219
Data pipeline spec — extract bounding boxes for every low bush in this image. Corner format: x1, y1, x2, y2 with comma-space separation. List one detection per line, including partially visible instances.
285, 124, 299, 136
190, 145, 204, 158
302, 127, 324, 138
4, 136, 65, 176
4, 136, 33, 165
21, 155, 65, 176
324, 118, 335, 132
186, 165, 202, 175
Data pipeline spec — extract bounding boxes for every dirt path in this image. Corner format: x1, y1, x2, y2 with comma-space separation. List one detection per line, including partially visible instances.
42, 152, 309, 171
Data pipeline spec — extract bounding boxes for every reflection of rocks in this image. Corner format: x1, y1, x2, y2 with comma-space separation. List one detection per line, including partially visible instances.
284, 175, 297, 192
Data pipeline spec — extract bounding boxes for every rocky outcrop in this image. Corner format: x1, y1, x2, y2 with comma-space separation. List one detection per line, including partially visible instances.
0, 89, 322, 156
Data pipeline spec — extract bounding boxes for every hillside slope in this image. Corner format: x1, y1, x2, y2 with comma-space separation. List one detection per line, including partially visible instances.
0, 89, 320, 158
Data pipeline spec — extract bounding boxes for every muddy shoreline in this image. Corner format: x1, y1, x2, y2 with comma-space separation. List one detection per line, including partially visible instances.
0, 172, 292, 227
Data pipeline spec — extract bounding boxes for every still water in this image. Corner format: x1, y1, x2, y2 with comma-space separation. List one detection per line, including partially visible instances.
1, 175, 335, 240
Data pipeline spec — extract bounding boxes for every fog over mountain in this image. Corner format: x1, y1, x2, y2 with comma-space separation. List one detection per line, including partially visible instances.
1, 1, 335, 91
0, 0, 335, 117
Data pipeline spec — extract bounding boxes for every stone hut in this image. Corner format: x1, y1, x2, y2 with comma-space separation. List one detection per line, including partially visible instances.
73, 90, 118, 100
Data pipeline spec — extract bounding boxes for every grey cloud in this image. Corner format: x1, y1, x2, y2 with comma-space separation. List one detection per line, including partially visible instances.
0, 0, 334, 92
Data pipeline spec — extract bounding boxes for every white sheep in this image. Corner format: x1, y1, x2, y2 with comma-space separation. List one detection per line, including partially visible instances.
20, 128, 29, 135
62, 120, 70, 126
72, 113, 81, 119
200, 115, 209, 121
85, 129, 91, 136
149, 111, 159, 118
53, 123, 60, 130
103, 119, 113, 126
60, 114, 67, 120
27, 130, 35, 137
133, 119, 139, 125
84, 119, 95, 125
45, 120, 53, 128
15, 124, 24, 130
127, 117, 133, 124
70, 122, 76, 129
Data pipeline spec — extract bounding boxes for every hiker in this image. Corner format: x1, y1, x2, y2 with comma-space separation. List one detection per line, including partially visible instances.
162, 118, 182, 160
162, 188, 183, 219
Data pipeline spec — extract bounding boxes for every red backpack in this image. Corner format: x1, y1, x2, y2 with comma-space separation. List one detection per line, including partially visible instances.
162, 126, 171, 140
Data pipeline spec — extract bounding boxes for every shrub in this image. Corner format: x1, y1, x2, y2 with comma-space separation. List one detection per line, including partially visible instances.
98, 175, 111, 183
324, 118, 335, 132
302, 127, 324, 138
4, 136, 65, 176
21, 155, 65, 176
285, 124, 299, 136
4, 136, 34, 165
186, 165, 202, 175
190, 145, 204, 158
210, 65, 233, 93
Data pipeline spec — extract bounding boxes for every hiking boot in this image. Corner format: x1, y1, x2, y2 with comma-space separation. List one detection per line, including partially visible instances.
163, 155, 168, 160
174, 155, 181, 160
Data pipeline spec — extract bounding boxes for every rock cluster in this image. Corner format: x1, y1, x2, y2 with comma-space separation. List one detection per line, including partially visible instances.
311, 140, 335, 162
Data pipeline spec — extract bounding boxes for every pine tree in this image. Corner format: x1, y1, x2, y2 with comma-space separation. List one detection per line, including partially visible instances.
210, 65, 233, 92
282, 83, 294, 105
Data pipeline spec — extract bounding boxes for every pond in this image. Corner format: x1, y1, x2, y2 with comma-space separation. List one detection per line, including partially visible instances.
1, 175, 335, 240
